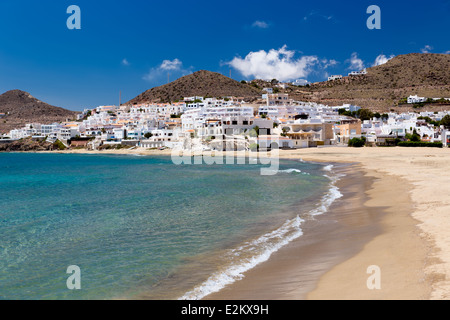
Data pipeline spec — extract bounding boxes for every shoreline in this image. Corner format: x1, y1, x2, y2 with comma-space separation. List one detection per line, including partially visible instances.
9, 146, 450, 299
204, 163, 383, 299
205, 163, 431, 300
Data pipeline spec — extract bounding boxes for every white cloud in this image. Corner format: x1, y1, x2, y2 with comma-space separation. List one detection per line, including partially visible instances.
320, 58, 338, 69
143, 59, 192, 82
227, 45, 319, 81
421, 45, 433, 53
444, 50, 450, 54
121, 58, 130, 66
373, 54, 395, 66
347, 52, 365, 71
159, 58, 182, 71
252, 20, 269, 29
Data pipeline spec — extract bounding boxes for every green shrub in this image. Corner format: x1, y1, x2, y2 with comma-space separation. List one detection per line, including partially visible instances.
357, 109, 374, 121
99, 144, 129, 150
397, 141, 443, 148
398, 97, 408, 104
405, 130, 421, 142
441, 115, 450, 129
53, 140, 66, 150
348, 137, 366, 148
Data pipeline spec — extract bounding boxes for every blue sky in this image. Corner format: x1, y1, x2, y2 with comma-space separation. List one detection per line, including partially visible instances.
0, 0, 448, 111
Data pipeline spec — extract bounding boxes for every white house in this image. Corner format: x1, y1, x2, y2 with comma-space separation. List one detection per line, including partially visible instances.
258, 135, 294, 150
407, 95, 427, 104
328, 75, 343, 81
126, 129, 143, 140
9, 128, 28, 140
442, 130, 450, 147
276, 83, 289, 89
291, 79, 309, 86
340, 104, 361, 113
41, 124, 59, 136
184, 96, 204, 102
348, 69, 367, 76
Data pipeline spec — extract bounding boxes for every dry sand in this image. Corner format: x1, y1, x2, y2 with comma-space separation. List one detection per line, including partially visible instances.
279, 147, 450, 299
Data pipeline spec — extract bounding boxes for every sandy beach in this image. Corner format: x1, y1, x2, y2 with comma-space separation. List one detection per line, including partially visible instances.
51, 146, 450, 299
280, 147, 450, 300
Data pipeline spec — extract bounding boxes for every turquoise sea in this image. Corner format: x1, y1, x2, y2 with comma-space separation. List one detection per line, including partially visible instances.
0, 153, 340, 300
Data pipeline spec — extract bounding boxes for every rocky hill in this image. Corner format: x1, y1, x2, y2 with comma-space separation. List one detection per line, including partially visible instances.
0, 137, 57, 152
291, 53, 450, 112
0, 90, 78, 134
127, 70, 262, 104
129, 54, 450, 112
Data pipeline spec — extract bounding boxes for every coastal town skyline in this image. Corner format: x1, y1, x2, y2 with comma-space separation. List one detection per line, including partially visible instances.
0, 0, 449, 110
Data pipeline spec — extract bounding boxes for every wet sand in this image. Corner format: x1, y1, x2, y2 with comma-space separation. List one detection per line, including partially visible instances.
206, 164, 431, 300
307, 168, 431, 299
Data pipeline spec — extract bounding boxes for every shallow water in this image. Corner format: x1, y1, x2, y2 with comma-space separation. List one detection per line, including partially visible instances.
0, 153, 333, 300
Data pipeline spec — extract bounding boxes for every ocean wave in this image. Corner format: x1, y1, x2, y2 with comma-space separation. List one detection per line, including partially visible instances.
323, 164, 334, 171
278, 168, 310, 175
278, 168, 302, 174
308, 183, 343, 216
178, 216, 304, 300
308, 169, 345, 216
179, 165, 344, 300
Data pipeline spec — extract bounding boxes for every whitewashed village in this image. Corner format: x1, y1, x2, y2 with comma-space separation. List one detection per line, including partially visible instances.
2, 90, 450, 151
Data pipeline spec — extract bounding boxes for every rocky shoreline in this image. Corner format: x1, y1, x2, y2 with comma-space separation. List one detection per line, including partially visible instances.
0, 137, 59, 152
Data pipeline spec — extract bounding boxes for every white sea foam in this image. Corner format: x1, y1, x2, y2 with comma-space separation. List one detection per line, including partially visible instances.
278, 168, 302, 174
308, 183, 343, 216
179, 216, 304, 300
179, 163, 344, 300
278, 168, 309, 175
309, 167, 345, 216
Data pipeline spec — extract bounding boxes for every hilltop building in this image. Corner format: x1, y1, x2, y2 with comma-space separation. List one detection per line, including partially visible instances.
328, 75, 343, 81
348, 69, 367, 76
